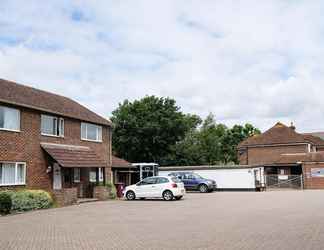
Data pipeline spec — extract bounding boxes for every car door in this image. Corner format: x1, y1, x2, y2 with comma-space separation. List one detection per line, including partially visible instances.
135, 177, 157, 198
153, 177, 169, 197
184, 173, 197, 190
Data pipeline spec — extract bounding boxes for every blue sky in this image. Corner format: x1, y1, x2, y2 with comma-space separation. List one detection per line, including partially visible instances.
1, 0, 324, 131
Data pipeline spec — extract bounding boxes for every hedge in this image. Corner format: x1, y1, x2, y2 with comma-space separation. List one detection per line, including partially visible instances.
0, 192, 12, 215
3, 190, 53, 212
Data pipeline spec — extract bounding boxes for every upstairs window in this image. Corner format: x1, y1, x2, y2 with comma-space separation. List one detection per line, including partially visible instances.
41, 115, 64, 137
81, 122, 102, 142
0, 106, 20, 131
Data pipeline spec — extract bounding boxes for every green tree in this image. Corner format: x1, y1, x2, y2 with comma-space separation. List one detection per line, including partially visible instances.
111, 96, 201, 163
170, 114, 260, 166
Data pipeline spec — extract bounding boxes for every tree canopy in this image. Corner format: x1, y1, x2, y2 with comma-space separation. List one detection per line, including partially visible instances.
111, 96, 201, 163
111, 97, 260, 166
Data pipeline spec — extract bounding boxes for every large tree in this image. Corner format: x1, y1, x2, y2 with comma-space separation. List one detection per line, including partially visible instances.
111, 96, 201, 163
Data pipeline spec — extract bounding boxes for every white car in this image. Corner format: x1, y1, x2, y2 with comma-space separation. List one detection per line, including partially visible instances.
124, 176, 185, 201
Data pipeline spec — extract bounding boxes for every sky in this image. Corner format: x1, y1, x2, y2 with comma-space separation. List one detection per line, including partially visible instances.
1, 0, 324, 132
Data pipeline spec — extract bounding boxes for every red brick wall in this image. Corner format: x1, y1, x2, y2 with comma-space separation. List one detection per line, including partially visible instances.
303, 163, 324, 189
239, 144, 308, 165
0, 106, 112, 192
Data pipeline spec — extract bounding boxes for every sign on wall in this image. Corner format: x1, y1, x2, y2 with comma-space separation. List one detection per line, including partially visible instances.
311, 168, 324, 177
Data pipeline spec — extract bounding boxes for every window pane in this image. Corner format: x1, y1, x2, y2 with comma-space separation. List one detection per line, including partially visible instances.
0, 106, 20, 130
0, 107, 4, 128
81, 123, 87, 139
41, 115, 55, 135
17, 164, 26, 184
97, 126, 102, 141
89, 171, 97, 182
87, 123, 97, 140
2, 163, 15, 184
59, 118, 64, 136
0, 164, 2, 184
74, 168, 80, 182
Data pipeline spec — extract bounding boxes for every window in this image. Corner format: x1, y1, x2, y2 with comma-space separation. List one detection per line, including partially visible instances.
138, 177, 157, 185
73, 168, 80, 183
81, 122, 102, 142
89, 170, 97, 183
156, 177, 169, 184
99, 168, 104, 182
0, 162, 26, 186
41, 115, 64, 137
0, 106, 20, 131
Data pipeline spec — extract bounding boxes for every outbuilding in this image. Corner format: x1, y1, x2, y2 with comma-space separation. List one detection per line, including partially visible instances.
159, 165, 265, 191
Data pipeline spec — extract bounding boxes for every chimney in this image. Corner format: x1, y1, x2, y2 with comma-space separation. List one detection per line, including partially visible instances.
290, 122, 296, 131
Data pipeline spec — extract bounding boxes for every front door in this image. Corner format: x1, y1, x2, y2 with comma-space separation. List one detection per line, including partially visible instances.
53, 163, 62, 190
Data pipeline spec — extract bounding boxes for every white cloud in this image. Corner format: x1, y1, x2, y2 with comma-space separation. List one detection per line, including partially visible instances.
1, 0, 324, 132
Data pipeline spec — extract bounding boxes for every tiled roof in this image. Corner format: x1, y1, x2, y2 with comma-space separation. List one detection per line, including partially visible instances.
239, 122, 324, 147
41, 143, 106, 168
112, 156, 133, 168
0, 78, 111, 126
273, 152, 324, 165
302, 133, 324, 146
307, 132, 324, 140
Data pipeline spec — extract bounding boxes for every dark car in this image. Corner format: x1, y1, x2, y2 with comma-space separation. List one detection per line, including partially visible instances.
168, 172, 217, 193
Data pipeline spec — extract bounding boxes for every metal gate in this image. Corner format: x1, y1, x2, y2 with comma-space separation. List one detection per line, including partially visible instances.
265, 175, 303, 190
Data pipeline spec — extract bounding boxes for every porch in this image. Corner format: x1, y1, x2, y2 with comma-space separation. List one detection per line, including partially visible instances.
41, 143, 111, 206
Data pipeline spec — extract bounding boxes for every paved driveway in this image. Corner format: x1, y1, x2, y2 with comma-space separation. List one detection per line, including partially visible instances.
1, 191, 324, 250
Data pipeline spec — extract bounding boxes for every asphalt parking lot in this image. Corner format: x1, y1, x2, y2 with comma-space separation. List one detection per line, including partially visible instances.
1, 190, 324, 250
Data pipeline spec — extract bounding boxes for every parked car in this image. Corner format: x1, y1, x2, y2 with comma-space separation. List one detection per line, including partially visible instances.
168, 172, 217, 193
124, 176, 186, 201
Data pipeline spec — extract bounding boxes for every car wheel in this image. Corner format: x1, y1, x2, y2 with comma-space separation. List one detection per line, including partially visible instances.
199, 184, 208, 193
126, 191, 136, 200
175, 196, 183, 200
163, 190, 174, 201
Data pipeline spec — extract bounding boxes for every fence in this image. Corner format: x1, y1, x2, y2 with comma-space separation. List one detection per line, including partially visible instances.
265, 175, 303, 189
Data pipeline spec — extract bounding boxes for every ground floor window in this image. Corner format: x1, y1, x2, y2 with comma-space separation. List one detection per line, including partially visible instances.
73, 168, 81, 183
0, 162, 26, 186
89, 170, 97, 183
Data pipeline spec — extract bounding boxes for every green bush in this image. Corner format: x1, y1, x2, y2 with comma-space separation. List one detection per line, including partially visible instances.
108, 183, 117, 199
0, 192, 12, 215
8, 190, 53, 212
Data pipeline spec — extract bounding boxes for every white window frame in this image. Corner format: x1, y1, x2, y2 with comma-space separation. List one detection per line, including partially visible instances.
0, 105, 21, 132
41, 114, 64, 137
73, 168, 81, 183
81, 122, 102, 142
0, 162, 26, 186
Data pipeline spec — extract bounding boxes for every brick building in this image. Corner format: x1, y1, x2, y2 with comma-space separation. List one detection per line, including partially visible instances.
0, 79, 112, 204
238, 122, 324, 189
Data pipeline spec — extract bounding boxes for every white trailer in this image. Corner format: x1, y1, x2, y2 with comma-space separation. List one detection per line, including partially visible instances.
159, 165, 265, 191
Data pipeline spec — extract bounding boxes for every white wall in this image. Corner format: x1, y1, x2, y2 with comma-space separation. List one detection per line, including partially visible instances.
159, 167, 264, 189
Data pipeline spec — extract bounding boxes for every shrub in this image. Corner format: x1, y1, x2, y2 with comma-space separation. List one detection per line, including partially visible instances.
108, 183, 117, 199
9, 190, 53, 212
0, 192, 12, 215
99, 182, 117, 199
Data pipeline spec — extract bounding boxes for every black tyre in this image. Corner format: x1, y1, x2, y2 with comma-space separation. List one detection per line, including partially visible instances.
126, 191, 136, 200
163, 190, 174, 201
199, 184, 208, 193
175, 196, 183, 200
